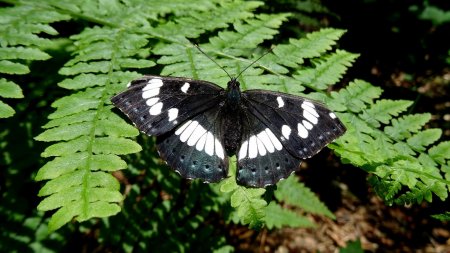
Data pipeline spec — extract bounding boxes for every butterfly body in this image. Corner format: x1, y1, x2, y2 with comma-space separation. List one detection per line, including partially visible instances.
112, 75, 346, 187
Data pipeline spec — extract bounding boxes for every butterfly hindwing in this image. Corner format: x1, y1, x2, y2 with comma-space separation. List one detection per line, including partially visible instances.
111, 75, 223, 136
243, 90, 346, 159
237, 110, 302, 187
156, 106, 228, 183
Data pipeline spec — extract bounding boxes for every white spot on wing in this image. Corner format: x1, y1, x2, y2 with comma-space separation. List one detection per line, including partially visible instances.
142, 88, 159, 99
149, 102, 163, 115
215, 139, 225, 159
146, 97, 159, 106
142, 78, 163, 91
196, 133, 207, 151
126, 82, 131, 87
265, 128, 282, 151
248, 135, 258, 159
329, 112, 337, 119
277, 96, 284, 108
302, 120, 313, 130
238, 140, 248, 160
175, 120, 191, 135
181, 82, 190, 93
256, 137, 266, 156
143, 78, 163, 91
303, 110, 318, 124
281, 125, 291, 139
303, 101, 315, 108
187, 124, 206, 146
302, 101, 319, 117
297, 123, 308, 138
257, 131, 275, 153
204, 132, 214, 156
180, 120, 199, 142
168, 108, 178, 121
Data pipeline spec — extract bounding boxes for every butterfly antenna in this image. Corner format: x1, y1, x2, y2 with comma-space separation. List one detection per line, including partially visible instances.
235, 47, 274, 80
193, 44, 233, 80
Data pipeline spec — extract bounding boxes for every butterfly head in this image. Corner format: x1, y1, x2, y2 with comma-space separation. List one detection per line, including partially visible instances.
225, 78, 241, 109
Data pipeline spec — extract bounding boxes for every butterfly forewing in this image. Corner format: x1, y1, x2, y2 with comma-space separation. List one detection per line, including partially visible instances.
243, 90, 346, 159
156, 106, 228, 183
111, 75, 223, 136
237, 110, 302, 187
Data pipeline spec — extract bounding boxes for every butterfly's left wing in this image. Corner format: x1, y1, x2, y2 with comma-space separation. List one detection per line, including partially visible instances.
237, 110, 303, 187
237, 90, 346, 187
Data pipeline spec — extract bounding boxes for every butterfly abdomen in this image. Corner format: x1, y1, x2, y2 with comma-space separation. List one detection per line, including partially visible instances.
221, 109, 243, 156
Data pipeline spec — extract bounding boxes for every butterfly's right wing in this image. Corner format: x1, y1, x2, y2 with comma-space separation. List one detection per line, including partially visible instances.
111, 75, 224, 136
156, 106, 228, 183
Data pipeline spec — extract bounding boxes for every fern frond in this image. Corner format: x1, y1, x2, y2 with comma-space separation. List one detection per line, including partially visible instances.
294, 49, 358, 90
384, 114, 431, 140
407, 129, 442, 151
328, 79, 383, 112
153, 1, 262, 41
275, 176, 335, 218
35, 26, 149, 230
208, 13, 290, 56
264, 202, 315, 229
0, 5, 69, 117
220, 159, 267, 229
360, 99, 412, 128
273, 28, 346, 67
331, 79, 449, 205
429, 141, 450, 164
432, 212, 450, 221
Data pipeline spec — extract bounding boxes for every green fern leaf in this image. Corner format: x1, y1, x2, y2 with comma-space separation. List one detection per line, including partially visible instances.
264, 202, 315, 229
275, 176, 335, 218
220, 159, 267, 229
0, 100, 15, 118
360, 99, 412, 128
273, 28, 346, 67
369, 176, 402, 204
35, 24, 150, 230
384, 114, 431, 140
293, 49, 359, 90
329, 79, 383, 112
231, 187, 266, 229
432, 212, 450, 221
153, 1, 262, 41
407, 129, 442, 151
429, 141, 450, 164
0, 4, 70, 117
208, 13, 289, 55
0, 60, 29, 74
0, 78, 24, 98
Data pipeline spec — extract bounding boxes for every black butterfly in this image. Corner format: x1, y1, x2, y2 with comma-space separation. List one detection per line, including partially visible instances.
111, 73, 346, 187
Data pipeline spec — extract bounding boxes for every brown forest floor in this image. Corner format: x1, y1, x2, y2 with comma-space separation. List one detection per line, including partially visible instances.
229, 172, 450, 252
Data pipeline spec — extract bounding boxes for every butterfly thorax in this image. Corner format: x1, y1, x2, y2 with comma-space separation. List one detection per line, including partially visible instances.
225, 78, 241, 110
222, 78, 243, 155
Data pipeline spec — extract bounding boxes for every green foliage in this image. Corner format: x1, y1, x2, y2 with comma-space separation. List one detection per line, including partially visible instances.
0, 5, 69, 117
432, 212, 450, 221
417, 5, 450, 25
327, 82, 450, 205
339, 240, 364, 253
0, 0, 449, 251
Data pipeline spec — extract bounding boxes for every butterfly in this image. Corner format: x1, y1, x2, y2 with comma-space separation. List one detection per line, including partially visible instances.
111, 72, 346, 187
